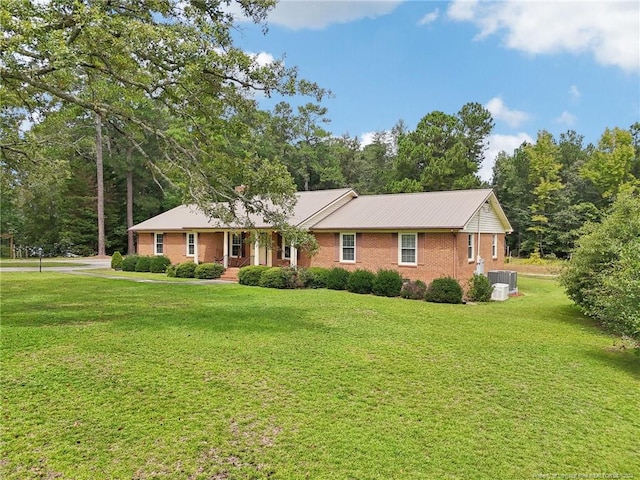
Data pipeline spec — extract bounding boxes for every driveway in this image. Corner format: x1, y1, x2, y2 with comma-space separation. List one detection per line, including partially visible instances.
0, 257, 112, 272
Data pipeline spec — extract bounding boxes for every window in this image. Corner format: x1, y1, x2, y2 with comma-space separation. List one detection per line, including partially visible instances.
399, 233, 417, 265
281, 237, 291, 260
154, 233, 164, 255
231, 233, 242, 257
340, 233, 355, 262
467, 234, 475, 262
186, 233, 196, 256
492, 234, 498, 258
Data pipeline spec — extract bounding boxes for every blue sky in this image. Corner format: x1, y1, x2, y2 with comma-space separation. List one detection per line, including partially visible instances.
232, 0, 640, 180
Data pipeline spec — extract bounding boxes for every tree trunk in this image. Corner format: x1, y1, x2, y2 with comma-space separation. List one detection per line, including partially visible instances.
126, 148, 134, 255
95, 112, 106, 256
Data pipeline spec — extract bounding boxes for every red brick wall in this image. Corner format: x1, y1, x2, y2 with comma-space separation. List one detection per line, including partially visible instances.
136, 232, 224, 264
309, 231, 505, 285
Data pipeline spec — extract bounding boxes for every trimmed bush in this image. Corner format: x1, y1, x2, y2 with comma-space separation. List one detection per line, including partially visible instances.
425, 277, 463, 304
194, 262, 225, 279
110, 251, 123, 270
326, 267, 350, 290
150, 255, 172, 273
347, 269, 375, 294
259, 267, 291, 289
121, 255, 139, 272
175, 261, 197, 278
238, 265, 270, 286
166, 264, 177, 277
466, 274, 493, 302
372, 269, 403, 297
400, 279, 427, 300
300, 267, 330, 289
135, 255, 152, 272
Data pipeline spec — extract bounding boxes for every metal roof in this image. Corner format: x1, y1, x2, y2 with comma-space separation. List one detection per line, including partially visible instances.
310, 189, 499, 230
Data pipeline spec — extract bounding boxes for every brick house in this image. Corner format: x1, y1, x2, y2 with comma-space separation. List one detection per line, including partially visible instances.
130, 188, 512, 284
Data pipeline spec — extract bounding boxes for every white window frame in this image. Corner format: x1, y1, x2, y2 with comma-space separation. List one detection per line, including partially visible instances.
340, 233, 356, 263
280, 235, 291, 260
398, 233, 418, 266
186, 232, 196, 257
154, 233, 164, 255
231, 233, 242, 258
467, 234, 475, 262
492, 234, 498, 259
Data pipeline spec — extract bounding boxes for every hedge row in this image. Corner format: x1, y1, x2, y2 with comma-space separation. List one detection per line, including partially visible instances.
166, 261, 225, 279
114, 254, 225, 279
237, 266, 497, 304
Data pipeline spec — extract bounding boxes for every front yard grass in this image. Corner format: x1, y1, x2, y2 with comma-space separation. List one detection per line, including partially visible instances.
1, 273, 638, 479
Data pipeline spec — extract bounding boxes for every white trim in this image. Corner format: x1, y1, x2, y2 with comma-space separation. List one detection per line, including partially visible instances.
223, 231, 229, 268
231, 233, 242, 258
186, 232, 196, 257
154, 233, 164, 255
467, 233, 475, 262
492, 234, 498, 259
340, 232, 356, 263
398, 232, 418, 266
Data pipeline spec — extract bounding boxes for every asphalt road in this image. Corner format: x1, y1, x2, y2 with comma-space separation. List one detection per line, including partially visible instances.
0, 258, 112, 272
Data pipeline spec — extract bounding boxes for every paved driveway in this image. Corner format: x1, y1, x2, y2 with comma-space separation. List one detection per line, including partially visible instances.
0, 258, 112, 272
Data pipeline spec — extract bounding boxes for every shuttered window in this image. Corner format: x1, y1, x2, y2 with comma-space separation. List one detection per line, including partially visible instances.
399, 233, 417, 266
154, 233, 164, 255
186, 233, 196, 256
340, 233, 356, 263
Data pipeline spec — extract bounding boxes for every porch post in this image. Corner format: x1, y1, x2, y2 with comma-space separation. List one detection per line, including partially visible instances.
291, 246, 298, 268
254, 237, 260, 265
223, 231, 229, 268
193, 232, 199, 265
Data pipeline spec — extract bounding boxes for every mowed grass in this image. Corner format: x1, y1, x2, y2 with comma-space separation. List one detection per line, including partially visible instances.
1, 273, 638, 479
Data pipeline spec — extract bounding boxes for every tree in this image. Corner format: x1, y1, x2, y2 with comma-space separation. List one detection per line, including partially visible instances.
1, 0, 326, 227
560, 190, 640, 341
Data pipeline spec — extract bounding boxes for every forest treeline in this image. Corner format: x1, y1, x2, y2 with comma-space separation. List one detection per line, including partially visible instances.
1, 99, 639, 257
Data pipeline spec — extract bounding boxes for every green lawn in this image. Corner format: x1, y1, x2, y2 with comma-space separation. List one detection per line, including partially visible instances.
1, 273, 638, 479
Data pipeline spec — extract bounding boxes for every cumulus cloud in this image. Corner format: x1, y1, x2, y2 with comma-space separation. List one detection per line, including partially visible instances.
418, 9, 439, 26
480, 132, 534, 182
360, 131, 377, 148
555, 111, 576, 126
251, 51, 276, 67
569, 85, 581, 99
447, 0, 640, 72
485, 97, 529, 128
231, 0, 403, 30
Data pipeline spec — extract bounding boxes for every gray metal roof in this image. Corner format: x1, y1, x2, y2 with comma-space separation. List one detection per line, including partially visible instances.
130, 188, 355, 231
310, 189, 499, 230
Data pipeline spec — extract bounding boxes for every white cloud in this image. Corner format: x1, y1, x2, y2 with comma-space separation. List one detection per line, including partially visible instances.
447, 0, 640, 72
569, 85, 581, 99
555, 110, 576, 126
485, 97, 529, 128
232, 0, 403, 30
251, 51, 276, 67
481, 132, 533, 182
360, 131, 377, 148
418, 9, 439, 26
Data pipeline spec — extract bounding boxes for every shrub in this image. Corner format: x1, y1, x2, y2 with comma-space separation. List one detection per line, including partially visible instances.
347, 269, 375, 294
110, 251, 123, 270
194, 262, 225, 279
400, 279, 427, 300
258, 267, 290, 289
150, 255, 171, 273
166, 264, 177, 277
425, 277, 463, 304
175, 261, 197, 278
238, 265, 270, 286
372, 269, 403, 297
135, 255, 152, 272
326, 267, 350, 290
121, 255, 139, 272
300, 267, 330, 289
466, 274, 493, 302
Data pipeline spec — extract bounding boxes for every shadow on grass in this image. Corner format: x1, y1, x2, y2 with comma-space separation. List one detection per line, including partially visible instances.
586, 348, 640, 381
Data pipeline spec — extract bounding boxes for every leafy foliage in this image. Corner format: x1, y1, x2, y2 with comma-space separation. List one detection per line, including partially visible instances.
110, 251, 123, 270
561, 191, 640, 340
400, 279, 427, 300
346, 269, 376, 294
372, 269, 403, 297
135, 256, 152, 272
175, 262, 197, 279
238, 265, 271, 286
121, 255, 139, 272
299, 267, 330, 289
150, 255, 172, 274
258, 267, 294, 289
466, 274, 493, 302
326, 267, 351, 291
425, 277, 463, 304
194, 263, 225, 280
165, 264, 177, 278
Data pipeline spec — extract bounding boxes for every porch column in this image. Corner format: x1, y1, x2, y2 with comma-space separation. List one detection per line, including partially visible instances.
291, 246, 298, 268
254, 238, 260, 265
223, 231, 229, 268
193, 232, 199, 264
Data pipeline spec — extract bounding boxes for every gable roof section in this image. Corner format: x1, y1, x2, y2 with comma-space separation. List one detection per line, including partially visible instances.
130, 188, 356, 231
310, 189, 512, 231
